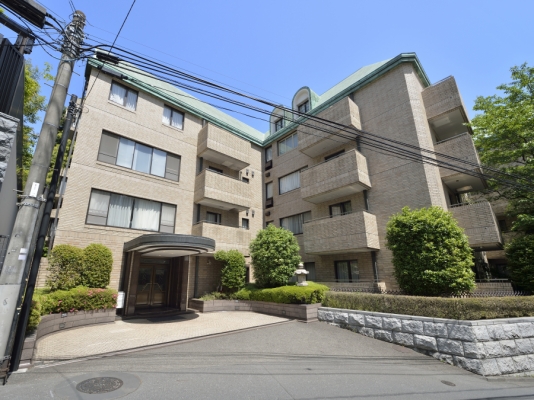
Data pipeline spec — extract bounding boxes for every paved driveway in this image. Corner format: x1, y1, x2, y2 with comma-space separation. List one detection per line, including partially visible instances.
7, 319, 534, 399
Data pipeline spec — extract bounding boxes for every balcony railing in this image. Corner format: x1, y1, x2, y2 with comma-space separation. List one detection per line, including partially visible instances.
192, 221, 251, 255
197, 123, 250, 170
194, 169, 251, 211
301, 149, 371, 204
450, 200, 502, 250
303, 211, 379, 255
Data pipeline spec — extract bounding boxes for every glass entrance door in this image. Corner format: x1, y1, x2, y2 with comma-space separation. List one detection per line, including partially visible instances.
135, 265, 169, 307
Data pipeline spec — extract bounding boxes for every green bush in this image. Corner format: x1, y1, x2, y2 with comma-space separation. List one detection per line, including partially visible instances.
234, 282, 329, 304
199, 292, 230, 301
322, 291, 534, 320
80, 243, 113, 288
27, 300, 42, 332
506, 234, 534, 291
46, 244, 84, 291
214, 250, 246, 292
250, 224, 302, 288
386, 206, 475, 296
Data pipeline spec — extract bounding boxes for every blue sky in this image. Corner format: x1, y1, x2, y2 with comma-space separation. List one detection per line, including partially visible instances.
1, 0, 533, 132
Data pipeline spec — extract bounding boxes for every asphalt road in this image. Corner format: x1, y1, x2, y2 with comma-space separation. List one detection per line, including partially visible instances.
3, 320, 534, 399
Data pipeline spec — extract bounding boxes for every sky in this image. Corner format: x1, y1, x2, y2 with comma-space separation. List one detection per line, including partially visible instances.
1, 0, 533, 133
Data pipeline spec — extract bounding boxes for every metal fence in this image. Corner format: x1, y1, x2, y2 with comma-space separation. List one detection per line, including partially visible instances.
328, 286, 531, 298
0, 235, 9, 272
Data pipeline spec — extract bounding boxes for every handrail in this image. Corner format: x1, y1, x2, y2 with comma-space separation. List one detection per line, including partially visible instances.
449, 199, 490, 208
435, 132, 471, 145
193, 220, 249, 230
428, 75, 453, 87
301, 149, 361, 172
303, 210, 361, 224
196, 168, 245, 183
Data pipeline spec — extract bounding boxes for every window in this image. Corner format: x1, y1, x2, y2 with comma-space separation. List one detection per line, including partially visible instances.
86, 189, 176, 232
206, 212, 222, 225
97, 131, 181, 181
329, 201, 352, 217
278, 132, 298, 155
305, 262, 316, 281
498, 219, 508, 232
242, 177, 250, 183
274, 118, 284, 132
279, 170, 300, 194
297, 100, 309, 114
335, 260, 359, 283
280, 211, 311, 235
325, 150, 345, 161
208, 166, 223, 174
162, 105, 184, 129
242, 218, 249, 230
266, 182, 273, 199
265, 146, 273, 162
109, 82, 138, 111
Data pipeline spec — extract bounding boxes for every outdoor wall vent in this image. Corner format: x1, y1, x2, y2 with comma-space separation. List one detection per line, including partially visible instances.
265, 211, 271, 216
265, 172, 271, 177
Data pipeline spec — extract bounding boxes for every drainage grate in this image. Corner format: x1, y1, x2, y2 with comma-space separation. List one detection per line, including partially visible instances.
76, 377, 124, 394
441, 380, 456, 387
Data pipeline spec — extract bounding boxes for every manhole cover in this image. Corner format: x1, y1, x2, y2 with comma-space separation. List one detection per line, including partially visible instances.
76, 377, 124, 394
441, 380, 456, 387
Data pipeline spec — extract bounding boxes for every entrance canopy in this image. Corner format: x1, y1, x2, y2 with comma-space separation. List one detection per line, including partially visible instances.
123, 233, 215, 258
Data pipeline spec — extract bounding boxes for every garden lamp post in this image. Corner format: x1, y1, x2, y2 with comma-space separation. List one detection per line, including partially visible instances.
294, 263, 309, 286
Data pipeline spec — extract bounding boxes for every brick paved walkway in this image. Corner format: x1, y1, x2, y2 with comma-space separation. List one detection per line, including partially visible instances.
34, 311, 290, 362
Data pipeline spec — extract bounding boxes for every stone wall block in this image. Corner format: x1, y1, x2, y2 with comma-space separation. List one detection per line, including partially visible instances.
437, 338, 464, 356
513, 355, 531, 372
481, 359, 501, 376
401, 320, 423, 335
487, 325, 507, 340
500, 340, 518, 356
348, 312, 365, 327
358, 327, 375, 338
496, 357, 517, 375
423, 322, 447, 338
414, 335, 438, 351
453, 356, 484, 375
472, 326, 491, 342
374, 329, 393, 343
392, 332, 414, 347
365, 315, 383, 329
318, 310, 334, 322
462, 342, 486, 359
483, 341, 503, 358
333, 312, 348, 324
431, 352, 454, 365
518, 323, 534, 338
447, 324, 475, 341
528, 354, 534, 370
502, 324, 521, 339
515, 339, 534, 355
383, 317, 402, 331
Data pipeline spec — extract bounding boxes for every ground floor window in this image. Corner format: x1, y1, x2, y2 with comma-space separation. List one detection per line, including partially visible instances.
335, 260, 359, 282
305, 262, 316, 281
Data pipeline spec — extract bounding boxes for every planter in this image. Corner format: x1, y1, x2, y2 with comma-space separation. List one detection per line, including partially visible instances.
318, 306, 534, 377
21, 308, 116, 367
190, 299, 320, 322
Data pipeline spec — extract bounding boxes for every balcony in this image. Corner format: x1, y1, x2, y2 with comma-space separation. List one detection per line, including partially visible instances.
301, 150, 371, 204
297, 97, 362, 158
303, 211, 380, 255
192, 221, 251, 255
435, 133, 486, 193
197, 123, 250, 170
194, 169, 251, 211
450, 200, 502, 250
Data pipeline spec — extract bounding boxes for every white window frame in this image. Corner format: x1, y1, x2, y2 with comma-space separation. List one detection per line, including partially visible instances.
163, 105, 185, 130
109, 81, 138, 111
278, 132, 298, 156
279, 170, 300, 195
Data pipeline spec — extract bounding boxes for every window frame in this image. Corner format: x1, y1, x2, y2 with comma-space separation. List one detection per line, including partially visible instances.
265, 181, 273, 200
334, 260, 359, 283
278, 132, 298, 156
206, 211, 222, 225
241, 218, 250, 230
278, 169, 301, 195
329, 201, 352, 217
85, 189, 176, 233
279, 211, 311, 235
274, 118, 284, 132
297, 100, 310, 114
109, 81, 138, 110
162, 105, 185, 130
265, 146, 273, 162
304, 262, 316, 281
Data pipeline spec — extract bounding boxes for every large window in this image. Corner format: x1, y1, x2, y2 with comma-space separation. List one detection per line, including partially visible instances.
335, 260, 359, 283
280, 211, 311, 235
278, 133, 298, 155
297, 100, 310, 114
109, 82, 138, 111
279, 170, 300, 194
265, 182, 273, 199
97, 131, 181, 181
329, 201, 352, 217
162, 105, 184, 129
274, 118, 284, 132
86, 189, 176, 233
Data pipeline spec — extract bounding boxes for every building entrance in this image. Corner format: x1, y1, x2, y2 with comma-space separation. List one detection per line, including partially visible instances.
135, 265, 169, 307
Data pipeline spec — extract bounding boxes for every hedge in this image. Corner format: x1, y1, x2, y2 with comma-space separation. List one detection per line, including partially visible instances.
322, 291, 534, 320
233, 282, 329, 304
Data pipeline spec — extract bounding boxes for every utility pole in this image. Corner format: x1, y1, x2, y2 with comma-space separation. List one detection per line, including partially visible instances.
0, 10, 85, 381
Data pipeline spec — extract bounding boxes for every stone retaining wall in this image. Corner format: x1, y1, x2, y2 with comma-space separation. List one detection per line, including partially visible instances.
318, 307, 534, 376
190, 299, 319, 321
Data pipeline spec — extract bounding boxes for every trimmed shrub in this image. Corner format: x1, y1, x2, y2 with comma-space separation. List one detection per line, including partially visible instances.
39, 286, 117, 315
214, 250, 246, 292
27, 300, 42, 332
234, 282, 329, 304
506, 234, 534, 291
199, 292, 229, 301
46, 244, 84, 291
250, 224, 302, 288
322, 291, 534, 320
386, 206, 475, 296
80, 243, 113, 288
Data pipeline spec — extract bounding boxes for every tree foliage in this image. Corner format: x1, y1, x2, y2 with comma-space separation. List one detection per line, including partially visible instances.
80, 243, 113, 288
249, 224, 302, 288
214, 249, 246, 292
505, 234, 534, 292
46, 244, 84, 291
386, 206, 475, 296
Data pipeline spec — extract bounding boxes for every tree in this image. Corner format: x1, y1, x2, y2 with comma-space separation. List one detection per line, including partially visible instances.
505, 235, 534, 291
386, 206, 475, 296
249, 224, 302, 288
46, 244, 84, 291
80, 243, 113, 288
214, 250, 246, 292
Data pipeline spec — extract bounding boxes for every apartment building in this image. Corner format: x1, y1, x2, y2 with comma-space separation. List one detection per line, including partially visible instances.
37, 52, 504, 315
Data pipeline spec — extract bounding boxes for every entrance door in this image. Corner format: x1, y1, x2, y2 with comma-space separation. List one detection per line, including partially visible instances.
135, 265, 169, 307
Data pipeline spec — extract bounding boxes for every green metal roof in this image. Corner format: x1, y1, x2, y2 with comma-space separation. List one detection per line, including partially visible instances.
86, 52, 430, 147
